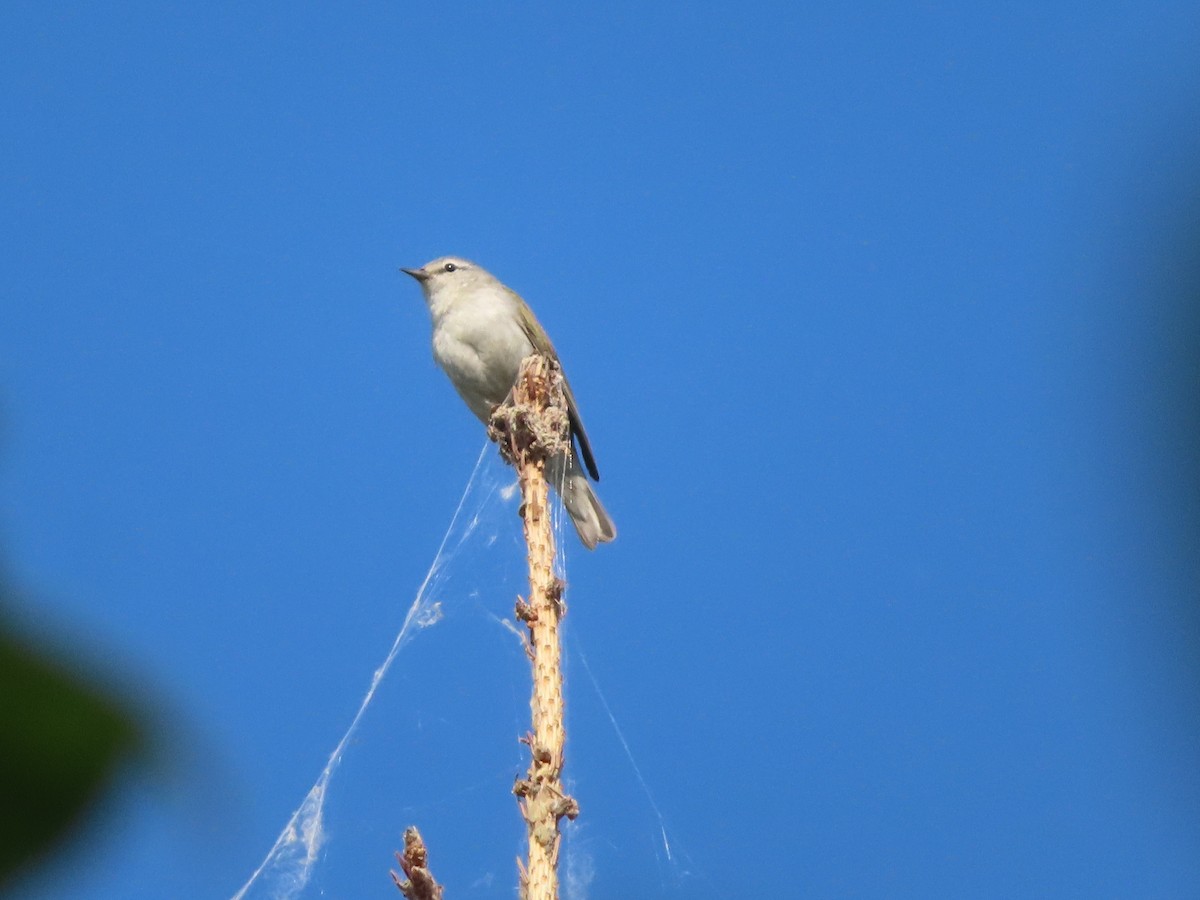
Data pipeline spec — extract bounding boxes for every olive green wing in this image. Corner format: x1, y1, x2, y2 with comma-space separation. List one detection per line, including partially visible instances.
512, 290, 602, 481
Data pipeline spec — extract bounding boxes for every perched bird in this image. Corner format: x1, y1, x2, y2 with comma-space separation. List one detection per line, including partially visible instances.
402, 257, 616, 549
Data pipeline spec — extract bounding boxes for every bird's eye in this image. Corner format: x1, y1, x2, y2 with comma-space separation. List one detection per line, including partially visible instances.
444, 262, 457, 272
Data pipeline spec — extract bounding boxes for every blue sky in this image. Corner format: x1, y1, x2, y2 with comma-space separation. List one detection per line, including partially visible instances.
3, 2, 1200, 897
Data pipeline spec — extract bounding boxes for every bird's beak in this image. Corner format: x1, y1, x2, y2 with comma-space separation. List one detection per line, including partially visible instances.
400, 267, 428, 282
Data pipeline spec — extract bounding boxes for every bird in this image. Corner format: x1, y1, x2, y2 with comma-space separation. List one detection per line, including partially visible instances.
401, 256, 616, 549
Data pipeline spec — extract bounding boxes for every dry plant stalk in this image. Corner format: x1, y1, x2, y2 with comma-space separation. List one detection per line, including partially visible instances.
391, 826, 444, 899
489, 354, 580, 900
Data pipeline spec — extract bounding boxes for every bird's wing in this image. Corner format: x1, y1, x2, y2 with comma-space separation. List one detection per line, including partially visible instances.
512, 290, 602, 481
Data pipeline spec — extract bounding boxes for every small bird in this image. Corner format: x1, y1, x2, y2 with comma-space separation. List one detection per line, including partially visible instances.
402, 257, 616, 549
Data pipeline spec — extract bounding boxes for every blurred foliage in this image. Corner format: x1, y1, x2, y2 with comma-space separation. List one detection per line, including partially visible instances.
0, 598, 141, 888
1146, 187, 1200, 635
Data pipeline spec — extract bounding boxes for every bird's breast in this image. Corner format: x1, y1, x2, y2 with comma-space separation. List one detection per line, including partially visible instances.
431, 297, 532, 422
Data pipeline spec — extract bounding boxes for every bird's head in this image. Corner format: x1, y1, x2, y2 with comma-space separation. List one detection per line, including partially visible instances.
401, 256, 495, 306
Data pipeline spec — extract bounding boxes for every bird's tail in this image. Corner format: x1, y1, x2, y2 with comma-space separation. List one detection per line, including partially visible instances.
546, 453, 617, 550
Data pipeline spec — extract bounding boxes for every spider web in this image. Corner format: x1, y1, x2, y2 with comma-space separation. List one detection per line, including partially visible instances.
231, 444, 712, 899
